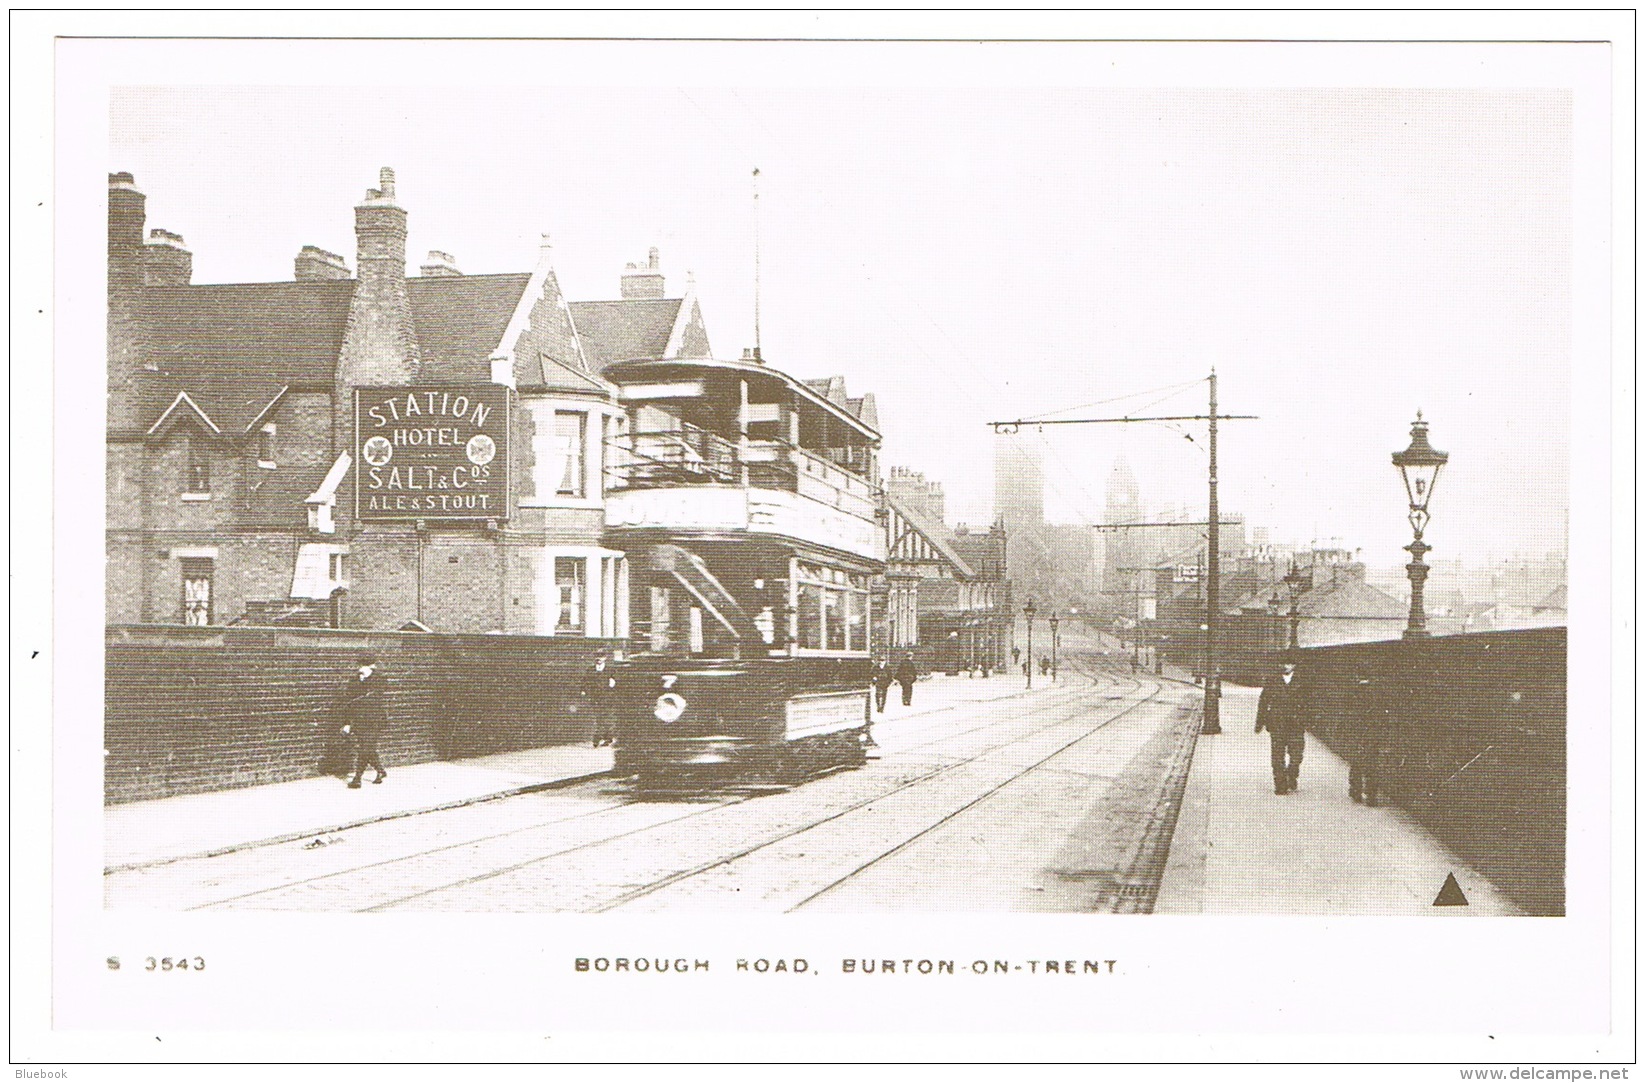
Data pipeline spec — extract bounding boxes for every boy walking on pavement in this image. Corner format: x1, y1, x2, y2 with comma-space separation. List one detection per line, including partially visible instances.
339, 653, 388, 789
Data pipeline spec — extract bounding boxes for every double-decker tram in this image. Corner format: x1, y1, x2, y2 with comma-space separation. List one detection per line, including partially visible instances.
600, 355, 883, 790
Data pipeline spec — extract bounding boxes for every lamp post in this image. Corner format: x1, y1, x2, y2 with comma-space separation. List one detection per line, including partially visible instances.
1283, 563, 1307, 650
1023, 600, 1037, 689
1392, 412, 1449, 638
1048, 612, 1061, 682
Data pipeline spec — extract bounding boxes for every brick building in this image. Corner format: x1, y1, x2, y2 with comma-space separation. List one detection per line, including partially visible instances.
107, 167, 647, 636
108, 166, 884, 661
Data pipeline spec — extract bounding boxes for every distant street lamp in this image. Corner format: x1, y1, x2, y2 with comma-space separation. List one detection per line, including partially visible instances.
1392, 412, 1449, 638
1283, 563, 1308, 650
1023, 600, 1038, 689
1048, 612, 1061, 682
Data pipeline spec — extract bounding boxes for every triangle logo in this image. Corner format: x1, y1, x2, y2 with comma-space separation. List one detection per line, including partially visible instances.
1433, 872, 1470, 907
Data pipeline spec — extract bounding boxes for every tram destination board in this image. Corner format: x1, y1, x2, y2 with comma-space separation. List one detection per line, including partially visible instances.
354, 385, 512, 520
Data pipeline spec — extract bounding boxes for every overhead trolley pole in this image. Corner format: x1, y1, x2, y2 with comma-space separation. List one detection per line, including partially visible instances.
990, 371, 1256, 735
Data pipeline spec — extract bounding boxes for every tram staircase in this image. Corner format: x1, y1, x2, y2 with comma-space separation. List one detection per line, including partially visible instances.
649, 542, 763, 645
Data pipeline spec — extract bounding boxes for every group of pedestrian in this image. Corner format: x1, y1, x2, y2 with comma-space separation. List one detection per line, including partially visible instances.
871, 653, 920, 712
1255, 655, 1387, 806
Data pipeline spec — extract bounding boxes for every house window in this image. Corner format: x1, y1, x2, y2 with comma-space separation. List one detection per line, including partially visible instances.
185, 437, 211, 495
555, 557, 587, 634
180, 558, 213, 626
329, 551, 346, 585
555, 411, 586, 496
258, 424, 277, 468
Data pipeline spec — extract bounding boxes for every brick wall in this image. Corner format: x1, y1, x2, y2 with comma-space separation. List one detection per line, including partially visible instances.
105, 625, 622, 803
1283, 628, 1566, 916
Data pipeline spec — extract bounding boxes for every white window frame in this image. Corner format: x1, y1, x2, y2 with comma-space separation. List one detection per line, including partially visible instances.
537, 545, 628, 638
519, 398, 620, 510
257, 423, 278, 470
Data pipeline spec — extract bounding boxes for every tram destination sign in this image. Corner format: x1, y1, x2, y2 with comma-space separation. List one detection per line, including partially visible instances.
354, 385, 512, 520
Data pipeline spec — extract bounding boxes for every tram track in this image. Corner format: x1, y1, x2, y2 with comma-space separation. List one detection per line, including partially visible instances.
592, 657, 1160, 913
172, 674, 1077, 909
366, 663, 1137, 913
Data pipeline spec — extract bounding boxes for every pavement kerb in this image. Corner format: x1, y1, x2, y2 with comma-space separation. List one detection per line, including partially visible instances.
103, 765, 612, 875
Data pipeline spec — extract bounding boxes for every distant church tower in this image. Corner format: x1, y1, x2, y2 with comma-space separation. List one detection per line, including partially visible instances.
1101, 452, 1143, 616
993, 433, 1052, 603
993, 432, 1045, 532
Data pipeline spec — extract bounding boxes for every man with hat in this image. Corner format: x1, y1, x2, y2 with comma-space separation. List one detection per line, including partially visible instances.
339, 653, 388, 788
1254, 654, 1308, 795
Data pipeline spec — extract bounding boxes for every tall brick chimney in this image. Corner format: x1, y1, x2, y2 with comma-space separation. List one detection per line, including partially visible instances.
142, 228, 193, 286
620, 247, 666, 299
336, 166, 421, 390
295, 244, 350, 281
107, 173, 147, 432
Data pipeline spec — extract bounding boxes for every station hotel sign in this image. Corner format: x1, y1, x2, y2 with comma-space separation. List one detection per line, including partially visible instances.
354, 385, 512, 520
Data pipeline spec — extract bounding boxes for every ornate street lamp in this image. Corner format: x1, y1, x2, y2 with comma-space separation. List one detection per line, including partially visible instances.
1047, 612, 1061, 682
1392, 412, 1449, 638
1023, 600, 1037, 689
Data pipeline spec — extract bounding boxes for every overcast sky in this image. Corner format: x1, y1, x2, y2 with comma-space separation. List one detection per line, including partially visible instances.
105, 44, 1580, 568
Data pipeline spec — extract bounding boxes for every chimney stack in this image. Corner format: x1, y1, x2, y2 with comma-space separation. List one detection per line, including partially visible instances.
336, 166, 421, 389
295, 245, 350, 281
107, 173, 148, 432
419, 249, 462, 277
108, 172, 146, 286
620, 248, 666, 299
142, 228, 193, 287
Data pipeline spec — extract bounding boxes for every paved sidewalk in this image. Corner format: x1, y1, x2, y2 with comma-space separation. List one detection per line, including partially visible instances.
105, 744, 613, 872
1154, 684, 1523, 915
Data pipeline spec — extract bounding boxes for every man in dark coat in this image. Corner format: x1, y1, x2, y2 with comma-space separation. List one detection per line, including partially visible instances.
1345, 674, 1387, 806
870, 659, 894, 713
894, 652, 919, 707
339, 653, 388, 789
1254, 659, 1307, 795
586, 656, 617, 747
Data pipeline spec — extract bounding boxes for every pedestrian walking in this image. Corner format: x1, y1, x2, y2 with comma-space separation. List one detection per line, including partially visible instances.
586, 655, 617, 747
870, 658, 894, 713
1254, 657, 1307, 795
1039, 656, 1051, 677
1011, 646, 1021, 668
1345, 674, 1387, 806
338, 653, 388, 789
894, 652, 919, 707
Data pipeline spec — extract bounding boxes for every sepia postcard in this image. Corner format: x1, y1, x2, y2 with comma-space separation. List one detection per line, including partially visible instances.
12, 10, 1634, 1073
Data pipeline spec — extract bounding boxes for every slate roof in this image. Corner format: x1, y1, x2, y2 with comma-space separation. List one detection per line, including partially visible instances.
139, 281, 353, 387
568, 298, 684, 369
407, 273, 531, 384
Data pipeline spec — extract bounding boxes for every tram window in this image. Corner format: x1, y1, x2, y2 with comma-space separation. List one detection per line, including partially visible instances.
823, 589, 847, 651
844, 590, 865, 652
797, 583, 824, 650
555, 557, 586, 634
649, 586, 671, 651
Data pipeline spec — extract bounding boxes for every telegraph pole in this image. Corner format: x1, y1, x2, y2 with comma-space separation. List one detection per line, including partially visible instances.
990, 372, 1253, 736
1203, 369, 1222, 733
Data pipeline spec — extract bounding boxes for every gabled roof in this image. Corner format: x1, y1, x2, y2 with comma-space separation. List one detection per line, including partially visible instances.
407, 273, 532, 384
886, 492, 976, 579
568, 298, 684, 369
